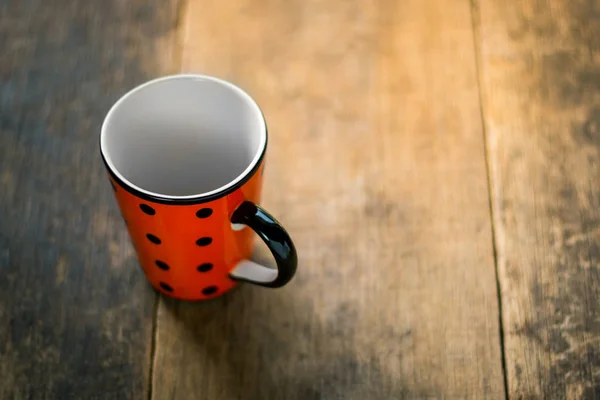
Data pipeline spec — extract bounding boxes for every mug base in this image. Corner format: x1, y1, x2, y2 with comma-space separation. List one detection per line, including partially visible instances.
148, 280, 244, 302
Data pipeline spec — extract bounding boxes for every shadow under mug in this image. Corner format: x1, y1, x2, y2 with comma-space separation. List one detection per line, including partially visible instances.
99, 74, 297, 301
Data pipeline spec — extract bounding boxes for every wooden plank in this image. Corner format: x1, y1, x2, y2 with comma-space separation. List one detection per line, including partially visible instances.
473, 0, 600, 397
0, 1, 182, 398
151, 0, 505, 398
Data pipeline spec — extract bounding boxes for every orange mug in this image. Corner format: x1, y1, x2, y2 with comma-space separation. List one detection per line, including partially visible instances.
99, 74, 297, 301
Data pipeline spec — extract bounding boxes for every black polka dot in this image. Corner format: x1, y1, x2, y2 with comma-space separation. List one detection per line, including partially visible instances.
195, 208, 213, 218
159, 282, 173, 292
110, 181, 117, 192
155, 260, 170, 270
202, 286, 218, 296
196, 237, 212, 246
197, 263, 213, 272
140, 204, 156, 215
146, 234, 161, 244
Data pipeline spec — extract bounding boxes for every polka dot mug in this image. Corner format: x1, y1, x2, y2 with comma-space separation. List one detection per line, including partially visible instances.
99, 74, 298, 301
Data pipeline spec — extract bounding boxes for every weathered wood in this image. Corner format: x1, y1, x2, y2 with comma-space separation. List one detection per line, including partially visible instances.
151, 0, 505, 398
0, 1, 182, 398
474, 0, 600, 397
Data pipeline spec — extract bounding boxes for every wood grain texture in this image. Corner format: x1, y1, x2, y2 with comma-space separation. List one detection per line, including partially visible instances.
0, 1, 182, 398
474, 0, 600, 398
151, 0, 505, 398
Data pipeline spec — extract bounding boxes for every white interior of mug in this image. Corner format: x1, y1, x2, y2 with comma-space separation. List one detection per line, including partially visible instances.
100, 74, 266, 198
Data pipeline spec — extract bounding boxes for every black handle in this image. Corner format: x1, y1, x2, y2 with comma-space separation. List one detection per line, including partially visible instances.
230, 201, 298, 288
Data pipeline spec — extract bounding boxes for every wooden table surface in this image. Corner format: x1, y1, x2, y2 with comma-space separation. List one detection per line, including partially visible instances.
1, 0, 598, 399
